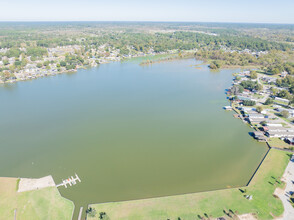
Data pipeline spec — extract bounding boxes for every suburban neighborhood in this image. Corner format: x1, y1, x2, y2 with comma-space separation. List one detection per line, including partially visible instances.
227, 69, 294, 149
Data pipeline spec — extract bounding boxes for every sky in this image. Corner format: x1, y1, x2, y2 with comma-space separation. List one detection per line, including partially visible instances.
1, 0, 294, 24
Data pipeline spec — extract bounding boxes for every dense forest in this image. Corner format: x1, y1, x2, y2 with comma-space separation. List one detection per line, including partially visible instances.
0, 22, 292, 53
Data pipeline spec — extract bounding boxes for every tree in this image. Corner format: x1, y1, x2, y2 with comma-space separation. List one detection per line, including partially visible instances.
209, 60, 221, 69
21, 58, 28, 67
250, 71, 257, 79
60, 61, 66, 67
0, 71, 12, 82
271, 67, 281, 75
99, 212, 109, 220
277, 89, 291, 99
243, 100, 256, 106
256, 83, 263, 91
281, 110, 290, 118
271, 87, 278, 96
37, 63, 43, 68
43, 61, 50, 66
231, 85, 244, 95
265, 98, 274, 105
240, 80, 257, 91
26, 47, 48, 58
260, 121, 267, 126
86, 207, 97, 218
256, 106, 263, 113
5, 48, 21, 58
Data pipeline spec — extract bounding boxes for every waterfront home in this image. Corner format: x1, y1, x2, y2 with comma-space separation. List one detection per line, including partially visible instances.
241, 70, 250, 76
285, 137, 294, 145
253, 131, 267, 141
275, 97, 290, 105
275, 107, 294, 118
266, 130, 294, 138
262, 76, 276, 84
241, 107, 257, 114
249, 117, 267, 124
248, 113, 265, 119
266, 122, 283, 127
248, 113, 266, 124
287, 109, 294, 118
266, 126, 293, 133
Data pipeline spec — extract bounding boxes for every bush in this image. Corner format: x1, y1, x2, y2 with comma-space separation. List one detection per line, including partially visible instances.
256, 106, 263, 113
243, 100, 256, 106
265, 98, 274, 105
250, 71, 257, 79
281, 110, 290, 118
86, 207, 97, 217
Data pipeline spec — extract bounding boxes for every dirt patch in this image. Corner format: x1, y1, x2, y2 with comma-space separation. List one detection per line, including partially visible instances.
18, 175, 56, 192
237, 213, 257, 220
274, 187, 284, 197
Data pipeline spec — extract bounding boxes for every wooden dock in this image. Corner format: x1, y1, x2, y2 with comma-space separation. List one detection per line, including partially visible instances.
78, 207, 83, 220
56, 173, 81, 188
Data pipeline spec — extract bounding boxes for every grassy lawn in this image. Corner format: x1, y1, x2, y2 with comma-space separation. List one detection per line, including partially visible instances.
88, 149, 289, 220
123, 53, 177, 63
268, 138, 294, 150
0, 177, 74, 220
253, 94, 264, 99
231, 102, 241, 115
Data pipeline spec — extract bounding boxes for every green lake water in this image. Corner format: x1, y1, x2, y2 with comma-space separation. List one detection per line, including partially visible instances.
0, 59, 267, 217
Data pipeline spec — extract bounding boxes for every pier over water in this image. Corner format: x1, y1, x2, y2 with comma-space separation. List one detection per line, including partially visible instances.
56, 174, 81, 188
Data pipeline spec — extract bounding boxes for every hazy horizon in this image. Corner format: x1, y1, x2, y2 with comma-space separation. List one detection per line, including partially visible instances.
0, 21, 294, 25
1, 0, 294, 24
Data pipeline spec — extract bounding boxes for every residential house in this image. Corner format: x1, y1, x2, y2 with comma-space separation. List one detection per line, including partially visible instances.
275, 97, 290, 105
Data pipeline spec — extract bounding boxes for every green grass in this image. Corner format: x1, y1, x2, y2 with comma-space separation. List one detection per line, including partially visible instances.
88, 149, 289, 220
268, 138, 293, 149
253, 94, 264, 99
0, 177, 74, 220
231, 102, 241, 115
274, 100, 289, 106
256, 70, 280, 78
122, 53, 177, 63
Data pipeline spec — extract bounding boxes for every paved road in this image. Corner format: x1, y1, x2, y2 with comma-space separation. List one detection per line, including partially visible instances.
276, 154, 294, 220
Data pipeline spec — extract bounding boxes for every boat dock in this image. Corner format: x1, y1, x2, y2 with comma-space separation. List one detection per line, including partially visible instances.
56, 173, 81, 188
223, 106, 233, 111
78, 207, 83, 220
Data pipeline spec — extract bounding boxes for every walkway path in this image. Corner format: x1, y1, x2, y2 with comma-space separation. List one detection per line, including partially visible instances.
271, 147, 294, 153
276, 154, 294, 220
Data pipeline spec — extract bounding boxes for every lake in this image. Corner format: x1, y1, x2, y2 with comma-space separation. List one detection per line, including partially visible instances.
0, 59, 267, 217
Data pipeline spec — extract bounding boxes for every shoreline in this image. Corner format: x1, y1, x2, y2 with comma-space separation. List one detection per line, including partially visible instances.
0, 52, 182, 85
1, 60, 291, 219
246, 144, 271, 186
87, 149, 289, 219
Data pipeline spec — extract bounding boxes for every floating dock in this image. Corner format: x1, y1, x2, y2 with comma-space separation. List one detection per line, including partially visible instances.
56, 173, 81, 188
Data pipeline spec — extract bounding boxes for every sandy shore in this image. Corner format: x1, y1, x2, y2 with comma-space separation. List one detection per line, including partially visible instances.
18, 175, 56, 192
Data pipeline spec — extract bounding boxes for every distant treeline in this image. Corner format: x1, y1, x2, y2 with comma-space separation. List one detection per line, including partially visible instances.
195, 50, 294, 73
0, 22, 292, 55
